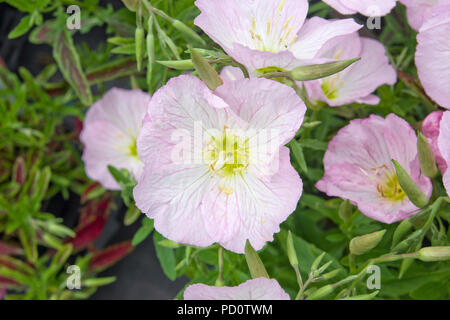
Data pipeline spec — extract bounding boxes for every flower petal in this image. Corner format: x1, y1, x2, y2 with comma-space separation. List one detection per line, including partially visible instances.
438, 111, 450, 196
184, 277, 290, 300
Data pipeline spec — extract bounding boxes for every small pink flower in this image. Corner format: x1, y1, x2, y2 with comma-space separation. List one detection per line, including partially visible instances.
134, 75, 305, 253
184, 278, 290, 300
302, 33, 396, 106
316, 114, 432, 224
323, 0, 397, 16
421, 111, 447, 173
0, 287, 6, 300
80, 88, 150, 190
415, 6, 450, 109
194, 0, 361, 74
399, 0, 450, 31
438, 111, 450, 196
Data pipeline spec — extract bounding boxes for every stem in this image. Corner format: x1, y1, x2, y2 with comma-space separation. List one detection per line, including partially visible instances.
217, 247, 224, 286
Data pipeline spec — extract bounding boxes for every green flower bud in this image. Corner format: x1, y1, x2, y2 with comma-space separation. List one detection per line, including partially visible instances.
392, 219, 413, 248
135, 27, 144, 72
319, 269, 342, 281
244, 240, 269, 279
288, 58, 360, 81
349, 230, 386, 256
121, 0, 138, 11
190, 47, 223, 91
306, 284, 334, 300
417, 132, 438, 178
339, 290, 379, 300
156, 59, 194, 70
286, 231, 298, 267
392, 160, 429, 208
417, 247, 450, 262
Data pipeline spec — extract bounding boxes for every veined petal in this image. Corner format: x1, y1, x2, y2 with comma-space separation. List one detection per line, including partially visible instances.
220, 66, 245, 83
80, 89, 149, 189
184, 277, 290, 300
215, 147, 303, 253
290, 17, 362, 60
438, 111, 450, 196
317, 114, 432, 223
134, 164, 215, 247
422, 111, 447, 173
324, 0, 397, 16
416, 7, 450, 109
327, 38, 396, 106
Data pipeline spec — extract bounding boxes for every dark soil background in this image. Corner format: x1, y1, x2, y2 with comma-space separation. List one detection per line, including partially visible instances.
0, 0, 188, 300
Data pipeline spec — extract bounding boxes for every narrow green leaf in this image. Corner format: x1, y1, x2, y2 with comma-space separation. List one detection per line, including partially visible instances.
153, 232, 177, 281
132, 218, 154, 246
8, 15, 33, 39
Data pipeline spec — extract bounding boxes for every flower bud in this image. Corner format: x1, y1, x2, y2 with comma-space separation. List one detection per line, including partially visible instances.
288, 58, 360, 81
306, 284, 334, 300
191, 47, 223, 91
244, 240, 269, 279
121, 0, 138, 11
286, 231, 298, 267
417, 132, 438, 178
135, 27, 144, 72
392, 219, 413, 248
349, 230, 386, 256
320, 269, 342, 281
392, 160, 429, 208
156, 59, 194, 70
417, 246, 450, 262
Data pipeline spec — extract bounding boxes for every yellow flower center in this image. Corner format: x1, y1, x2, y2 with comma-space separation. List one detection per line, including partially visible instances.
205, 127, 250, 179
374, 167, 407, 202
129, 137, 138, 158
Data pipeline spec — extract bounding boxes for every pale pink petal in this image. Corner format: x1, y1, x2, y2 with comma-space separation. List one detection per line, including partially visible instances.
214, 78, 306, 147
416, 7, 450, 109
329, 38, 397, 106
184, 277, 290, 300
205, 147, 303, 253
400, 0, 450, 31
291, 17, 362, 60
316, 114, 432, 224
80, 89, 149, 190
220, 66, 245, 83
194, 0, 308, 53
324, 0, 397, 16
355, 94, 381, 105
421, 111, 447, 172
438, 111, 450, 196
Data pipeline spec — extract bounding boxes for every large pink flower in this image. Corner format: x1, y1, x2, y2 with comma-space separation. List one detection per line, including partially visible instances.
80, 88, 149, 190
302, 33, 396, 106
184, 278, 290, 300
323, 0, 397, 16
399, 0, 450, 31
438, 111, 450, 196
415, 6, 450, 109
194, 0, 361, 74
421, 111, 447, 173
134, 75, 305, 253
316, 114, 432, 224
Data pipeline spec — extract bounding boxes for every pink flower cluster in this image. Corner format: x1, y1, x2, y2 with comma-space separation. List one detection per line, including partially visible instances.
78, 0, 450, 300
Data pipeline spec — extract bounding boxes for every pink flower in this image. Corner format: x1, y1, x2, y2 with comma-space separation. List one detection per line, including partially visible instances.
134, 75, 305, 253
438, 111, 450, 196
184, 278, 290, 300
80, 88, 150, 190
316, 114, 432, 224
323, 0, 397, 16
399, 0, 450, 31
421, 111, 447, 173
415, 6, 450, 109
0, 287, 6, 300
194, 0, 361, 74
302, 33, 396, 106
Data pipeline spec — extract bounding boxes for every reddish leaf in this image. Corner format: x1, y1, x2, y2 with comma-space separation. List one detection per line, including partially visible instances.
0, 56, 5, 68
90, 241, 134, 272
68, 214, 107, 250
0, 286, 6, 299
78, 195, 112, 228
74, 117, 83, 140
0, 276, 17, 287
12, 157, 25, 184
0, 241, 22, 256
29, 20, 58, 44
86, 57, 137, 84
53, 29, 92, 106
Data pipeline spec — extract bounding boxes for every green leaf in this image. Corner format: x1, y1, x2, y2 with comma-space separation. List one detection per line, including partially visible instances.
52, 29, 92, 106
8, 15, 33, 39
132, 218, 154, 246
153, 232, 177, 281
190, 47, 223, 90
